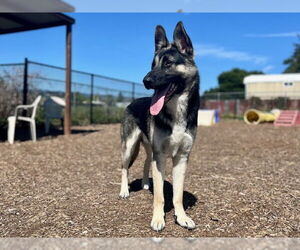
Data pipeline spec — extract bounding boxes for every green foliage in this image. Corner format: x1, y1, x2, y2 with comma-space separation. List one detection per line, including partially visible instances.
71, 105, 125, 125
73, 92, 89, 104
249, 96, 263, 109
117, 92, 125, 102
92, 106, 124, 124
104, 95, 115, 106
36, 105, 125, 127
283, 38, 300, 73
204, 68, 263, 94
273, 97, 289, 110
221, 114, 243, 120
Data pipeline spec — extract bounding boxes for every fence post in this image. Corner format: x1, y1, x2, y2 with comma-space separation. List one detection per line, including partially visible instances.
217, 92, 221, 112
22, 58, 28, 106
90, 74, 94, 124
132, 82, 135, 101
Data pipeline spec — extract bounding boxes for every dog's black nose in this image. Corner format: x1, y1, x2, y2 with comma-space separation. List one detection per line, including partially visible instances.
143, 74, 153, 90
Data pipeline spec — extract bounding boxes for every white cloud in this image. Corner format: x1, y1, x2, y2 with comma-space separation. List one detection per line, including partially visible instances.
262, 65, 274, 72
195, 44, 268, 65
245, 32, 300, 38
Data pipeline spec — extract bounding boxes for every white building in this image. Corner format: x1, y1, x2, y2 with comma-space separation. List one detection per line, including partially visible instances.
244, 73, 300, 100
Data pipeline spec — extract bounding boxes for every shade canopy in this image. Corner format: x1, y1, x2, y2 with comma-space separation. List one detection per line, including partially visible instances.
0, 13, 75, 35
0, 0, 74, 12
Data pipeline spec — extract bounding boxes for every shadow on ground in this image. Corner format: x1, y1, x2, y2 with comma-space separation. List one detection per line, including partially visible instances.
0, 124, 100, 142
129, 178, 197, 213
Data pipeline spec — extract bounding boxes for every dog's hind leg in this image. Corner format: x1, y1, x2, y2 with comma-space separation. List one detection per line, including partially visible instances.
119, 127, 141, 199
141, 142, 152, 190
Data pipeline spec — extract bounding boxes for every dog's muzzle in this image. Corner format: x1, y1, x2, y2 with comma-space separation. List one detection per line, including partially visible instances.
143, 72, 154, 90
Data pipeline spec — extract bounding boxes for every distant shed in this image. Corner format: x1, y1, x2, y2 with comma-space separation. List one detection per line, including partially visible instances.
244, 73, 300, 100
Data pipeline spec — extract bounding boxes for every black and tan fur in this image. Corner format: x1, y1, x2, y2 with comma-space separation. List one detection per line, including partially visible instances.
119, 21, 200, 231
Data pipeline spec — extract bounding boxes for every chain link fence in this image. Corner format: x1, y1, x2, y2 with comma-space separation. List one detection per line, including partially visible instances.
0, 63, 25, 125
0, 59, 152, 126
201, 91, 300, 118
1, 59, 300, 126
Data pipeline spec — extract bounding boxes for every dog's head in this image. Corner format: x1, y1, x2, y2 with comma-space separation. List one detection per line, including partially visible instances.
143, 21, 198, 116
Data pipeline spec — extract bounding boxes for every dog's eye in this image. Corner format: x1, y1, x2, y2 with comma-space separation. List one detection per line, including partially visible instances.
164, 60, 172, 67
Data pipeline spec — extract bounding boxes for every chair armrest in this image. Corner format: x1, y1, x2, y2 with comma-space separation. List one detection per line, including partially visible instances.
14, 105, 34, 117
16, 104, 34, 109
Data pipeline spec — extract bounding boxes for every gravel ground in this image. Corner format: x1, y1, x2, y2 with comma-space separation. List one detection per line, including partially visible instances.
0, 120, 299, 237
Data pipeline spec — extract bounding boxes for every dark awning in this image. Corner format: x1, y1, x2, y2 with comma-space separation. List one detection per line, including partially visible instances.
0, 0, 74, 12
0, 13, 75, 35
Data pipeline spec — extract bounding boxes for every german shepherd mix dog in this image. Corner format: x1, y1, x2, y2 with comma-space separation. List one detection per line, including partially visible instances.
119, 21, 200, 231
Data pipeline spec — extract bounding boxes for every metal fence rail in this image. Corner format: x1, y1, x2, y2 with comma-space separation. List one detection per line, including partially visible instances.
0, 59, 151, 125
1, 58, 300, 125
202, 91, 300, 117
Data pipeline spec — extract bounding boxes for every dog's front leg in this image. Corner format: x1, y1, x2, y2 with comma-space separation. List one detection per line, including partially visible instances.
151, 152, 166, 231
172, 153, 196, 229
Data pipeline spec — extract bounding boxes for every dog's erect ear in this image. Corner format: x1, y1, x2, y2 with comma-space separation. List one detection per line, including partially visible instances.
155, 25, 169, 52
173, 21, 193, 56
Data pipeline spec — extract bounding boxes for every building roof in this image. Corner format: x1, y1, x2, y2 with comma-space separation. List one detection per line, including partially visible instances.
0, 0, 74, 12
244, 73, 300, 84
0, 13, 75, 35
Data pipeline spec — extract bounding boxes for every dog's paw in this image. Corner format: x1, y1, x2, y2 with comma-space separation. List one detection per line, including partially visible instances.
151, 215, 165, 232
119, 189, 129, 199
141, 180, 150, 190
142, 178, 150, 190
175, 214, 196, 230
151, 237, 164, 243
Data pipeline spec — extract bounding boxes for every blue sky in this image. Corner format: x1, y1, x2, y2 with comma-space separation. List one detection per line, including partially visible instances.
1, 13, 300, 93
67, 0, 300, 12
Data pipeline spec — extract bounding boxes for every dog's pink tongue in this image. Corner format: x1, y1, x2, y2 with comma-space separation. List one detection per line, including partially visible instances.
150, 85, 170, 116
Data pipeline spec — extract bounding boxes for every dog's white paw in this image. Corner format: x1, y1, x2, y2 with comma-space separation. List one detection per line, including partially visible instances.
175, 214, 196, 230
151, 214, 165, 232
142, 182, 149, 190
142, 179, 150, 190
151, 237, 164, 243
119, 189, 129, 199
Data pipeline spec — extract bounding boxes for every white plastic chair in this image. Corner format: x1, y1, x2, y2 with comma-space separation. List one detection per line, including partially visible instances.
7, 95, 42, 144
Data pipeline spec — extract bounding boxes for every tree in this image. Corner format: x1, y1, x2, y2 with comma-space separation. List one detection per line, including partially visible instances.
105, 94, 115, 106
283, 38, 300, 73
204, 68, 263, 94
117, 91, 124, 102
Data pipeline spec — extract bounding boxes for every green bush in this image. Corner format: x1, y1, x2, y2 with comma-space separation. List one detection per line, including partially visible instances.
91, 106, 125, 124
273, 97, 289, 109
72, 105, 125, 125
249, 96, 263, 110
0, 104, 126, 128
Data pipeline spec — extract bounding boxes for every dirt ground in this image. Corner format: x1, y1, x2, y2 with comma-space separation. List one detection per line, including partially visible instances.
0, 120, 299, 237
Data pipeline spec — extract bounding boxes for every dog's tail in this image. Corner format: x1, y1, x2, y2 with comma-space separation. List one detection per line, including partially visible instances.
120, 120, 142, 170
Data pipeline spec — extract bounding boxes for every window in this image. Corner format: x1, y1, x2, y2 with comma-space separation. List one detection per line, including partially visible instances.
283, 82, 294, 87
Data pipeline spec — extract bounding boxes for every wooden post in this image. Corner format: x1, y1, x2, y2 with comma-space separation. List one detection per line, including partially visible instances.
64, 24, 72, 135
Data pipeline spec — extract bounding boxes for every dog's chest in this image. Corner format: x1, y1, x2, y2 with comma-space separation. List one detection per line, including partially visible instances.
168, 123, 186, 154
153, 93, 193, 157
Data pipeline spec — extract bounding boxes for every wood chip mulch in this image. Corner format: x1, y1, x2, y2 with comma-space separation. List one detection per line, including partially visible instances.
0, 120, 299, 237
